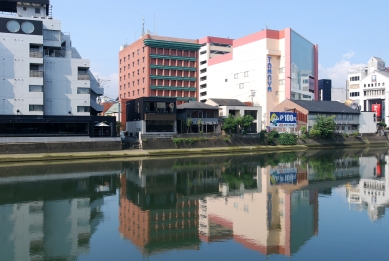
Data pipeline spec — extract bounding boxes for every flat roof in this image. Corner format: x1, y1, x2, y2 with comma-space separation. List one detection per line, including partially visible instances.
292, 100, 360, 114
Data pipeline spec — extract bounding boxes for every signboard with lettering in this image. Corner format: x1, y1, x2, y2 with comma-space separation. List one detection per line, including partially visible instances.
267, 56, 272, 92
309, 76, 314, 91
270, 168, 297, 185
372, 104, 381, 117
269, 112, 297, 128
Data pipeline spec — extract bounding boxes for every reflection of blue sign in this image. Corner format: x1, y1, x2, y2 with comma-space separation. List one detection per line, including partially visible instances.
270, 168, 297, 185
269, 112, 297, 128
267, 56, 272, 92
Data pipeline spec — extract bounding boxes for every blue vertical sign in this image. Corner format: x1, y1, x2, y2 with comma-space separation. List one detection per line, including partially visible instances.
267, 56, 272, 92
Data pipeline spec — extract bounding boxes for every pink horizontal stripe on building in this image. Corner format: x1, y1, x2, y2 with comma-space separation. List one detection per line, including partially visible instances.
233, 29, 286, 48
199, 36, 234, 45
208, 52, 233, 66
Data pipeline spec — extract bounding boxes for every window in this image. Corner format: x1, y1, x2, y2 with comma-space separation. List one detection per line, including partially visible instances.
234, 73, 239, 79
143, 77, 145, 83
143, 88, 145, 94
143, 67, 145, 73
124, 57, 126, 62
133, 91, 134, 96
35, 8, 40, 14
132, 52, 134, 57
137, 69, 139, 75
124, 75, 126, 80
120, 59, 122, 64
244, 71, 249, 77
124, 93, 126, 98
137, 89, 139, 95
383, 82, 385, 86
225, 79, 228, 82
77, 87, 90, 94
29, 105, 43, 111
29, 85, 43, 92
124, 84, 126, 89
124, 66, 126, 71
143, 47, 145, 52
348, 115, 353, 120
137, 79, 139, 85
239, 83, 244, 89
128, 92, 130, 97
143, 57, 145, 63
279, 67, 285, 73
364, 84, 366, 87
137, 49, 139, 55
279, 79, 285, 85
132, 62, 134, 67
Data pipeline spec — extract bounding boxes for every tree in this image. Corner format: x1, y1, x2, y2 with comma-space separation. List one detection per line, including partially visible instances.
238, 115, 254, 133
222, 114, 236, 133
187, 118, 192, 133
310, 115, 336, 139
197, 119, 202, 133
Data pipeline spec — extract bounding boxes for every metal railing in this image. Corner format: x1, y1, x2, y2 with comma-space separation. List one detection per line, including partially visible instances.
30, 51, 43, 58
44, 50, 67, 58
30, 71, 43, 77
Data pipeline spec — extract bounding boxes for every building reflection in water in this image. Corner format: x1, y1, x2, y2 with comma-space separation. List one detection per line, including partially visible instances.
119, 152, 362, 257
0, 174, 117, 261
347, 153, 389, 221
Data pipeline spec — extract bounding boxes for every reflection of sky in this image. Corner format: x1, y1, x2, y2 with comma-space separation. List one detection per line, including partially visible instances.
291, 30, 314, 75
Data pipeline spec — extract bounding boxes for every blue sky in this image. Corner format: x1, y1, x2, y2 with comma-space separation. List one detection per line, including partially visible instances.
52, 0, 389, 98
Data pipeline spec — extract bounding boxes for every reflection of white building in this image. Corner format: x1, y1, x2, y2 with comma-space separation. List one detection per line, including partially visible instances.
347, 156, 389, 221
199, 163, 317, 256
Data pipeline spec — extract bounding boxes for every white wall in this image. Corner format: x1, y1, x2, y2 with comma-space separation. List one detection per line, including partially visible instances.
359, 111, 376, 133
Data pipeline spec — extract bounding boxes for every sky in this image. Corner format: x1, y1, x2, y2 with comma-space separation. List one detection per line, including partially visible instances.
51, 0, 389, 99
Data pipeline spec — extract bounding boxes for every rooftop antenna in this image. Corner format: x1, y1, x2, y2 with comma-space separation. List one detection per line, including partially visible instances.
142, 16, 145, 36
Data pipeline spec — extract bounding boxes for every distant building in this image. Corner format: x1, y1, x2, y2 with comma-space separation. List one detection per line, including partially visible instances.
331, 88, 347, 103
203, 28, 318, 126
347, 56, 389, 123
118, 34, 201, 123
0, 0, 103, 116
318, 79, 331, 101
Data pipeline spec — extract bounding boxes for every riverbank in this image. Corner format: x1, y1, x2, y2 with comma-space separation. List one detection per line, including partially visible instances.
0, 138, 388, 164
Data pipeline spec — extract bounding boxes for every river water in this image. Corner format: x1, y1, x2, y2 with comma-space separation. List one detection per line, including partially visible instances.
0, 148, 388, 261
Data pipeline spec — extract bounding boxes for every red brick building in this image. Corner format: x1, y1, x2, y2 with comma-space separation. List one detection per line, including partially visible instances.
118, 35, 201, 123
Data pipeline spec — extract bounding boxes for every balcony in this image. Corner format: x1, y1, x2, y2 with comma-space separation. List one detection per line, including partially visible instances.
30, 71, 43, 77
78, 74, 90, 80
30, 51, 43, 58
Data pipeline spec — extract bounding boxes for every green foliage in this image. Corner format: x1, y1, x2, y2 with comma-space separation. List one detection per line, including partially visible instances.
116, 121, 122, 134
186, 118, 192, 133
309, 129, 321, 138
311, 115, 336, 139
343, 133, 349, 137
352, 131, 360, 137
300, 126, 307, 134
222, 114, 237, 133
301, 133, 307, 141
236, 115, 255, 133
378, 122, 387, 128
267, 130, 279, 145
172, 137, 215, 146
278, 133, 297, 145
223, 135, 231, 142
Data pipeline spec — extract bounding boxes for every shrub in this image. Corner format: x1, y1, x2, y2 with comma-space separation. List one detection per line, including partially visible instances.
301, 133, 307, 141
343, 133, 349, 137
267, 130, 279, 145
278, 133, 297, 145
352, 131, 360, 137
309, 129, 321, 138
300, 126, 307, 134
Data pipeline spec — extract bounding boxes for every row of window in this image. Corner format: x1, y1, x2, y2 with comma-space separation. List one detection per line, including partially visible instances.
120, 58, 145, 72
121, 89, 145, 99
364, 82, 385, 87
350, 76, 360, 81
308, 114, 355, 120
120, 78, 145, 90
28, 86, 91, 95
150, 48, 196, 58
120, 68, 145, 82
350, 92, 360, 97
336, 125, 358, 131
234, 71, 249, 79
28, 105, 90, 112
364, 90, 385, 97
120, 47, 145, 64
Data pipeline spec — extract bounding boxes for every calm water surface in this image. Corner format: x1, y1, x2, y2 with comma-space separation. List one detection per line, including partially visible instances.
0, 148, 388, 261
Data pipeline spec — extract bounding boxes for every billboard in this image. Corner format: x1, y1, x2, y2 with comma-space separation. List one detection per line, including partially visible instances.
372, 104, 381, 117
270, 168, 297, 185
270, 112, 297, 128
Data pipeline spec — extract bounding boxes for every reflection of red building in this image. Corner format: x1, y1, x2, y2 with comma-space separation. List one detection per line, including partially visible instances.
119, 175, 200, 255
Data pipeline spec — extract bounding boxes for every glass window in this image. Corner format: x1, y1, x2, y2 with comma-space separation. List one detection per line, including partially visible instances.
146, 120, 174, 132
43, 30, 61, 41
29, 105, 43, 111
29, 85, 43, 92
239, 83, 244, 89
244, 110, 257, 120
77, 106, 90, 112
77, 87, 90, 94
35, 8, 40, 14
244, 71, 249, 77
6, 20, 20, 33
234, 73, 238, 79
290, 30, 314, 100
21, 22, 34, 34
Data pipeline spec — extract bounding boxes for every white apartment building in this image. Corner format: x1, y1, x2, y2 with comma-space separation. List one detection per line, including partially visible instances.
0, 0, 103, 116
203, 29, 318, 126
347, 56, 389, 124
198, 36, 233, 102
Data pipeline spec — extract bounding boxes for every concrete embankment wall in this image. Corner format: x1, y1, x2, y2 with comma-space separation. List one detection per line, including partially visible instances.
141, 134, 389, 150
0, 140, 122, 154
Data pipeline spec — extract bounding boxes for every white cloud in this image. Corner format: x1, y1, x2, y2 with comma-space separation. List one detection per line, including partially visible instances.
319, 52, 365, 88
91, 71, 118, 99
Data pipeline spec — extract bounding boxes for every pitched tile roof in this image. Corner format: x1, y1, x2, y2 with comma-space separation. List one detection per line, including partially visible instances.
207, 98, 247, 106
